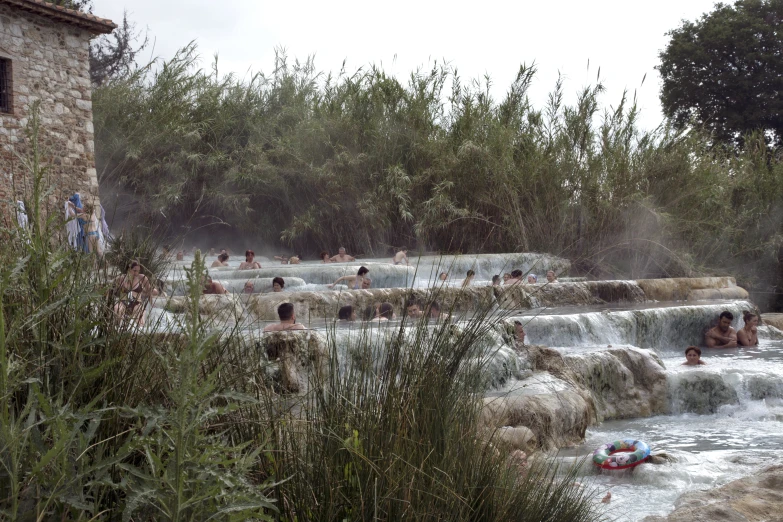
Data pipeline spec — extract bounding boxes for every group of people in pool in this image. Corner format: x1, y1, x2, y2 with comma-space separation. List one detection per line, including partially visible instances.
262, 297, 445, 331
682, 310, 760, 365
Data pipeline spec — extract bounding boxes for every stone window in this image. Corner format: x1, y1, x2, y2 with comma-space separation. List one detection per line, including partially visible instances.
0, 58, 11, 114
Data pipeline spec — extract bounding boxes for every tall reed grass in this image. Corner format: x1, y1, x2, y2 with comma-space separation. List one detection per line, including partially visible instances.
1, 106, 601, 520
94, 45, 783, 308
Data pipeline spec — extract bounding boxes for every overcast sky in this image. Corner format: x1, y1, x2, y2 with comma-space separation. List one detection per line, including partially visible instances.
95, 0, 719, 132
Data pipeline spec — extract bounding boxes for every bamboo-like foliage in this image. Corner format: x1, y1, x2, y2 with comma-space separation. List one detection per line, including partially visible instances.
94, 45, 783, 302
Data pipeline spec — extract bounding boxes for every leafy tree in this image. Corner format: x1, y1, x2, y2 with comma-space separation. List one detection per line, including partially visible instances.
51, 0, 147, 85
658, 0, 783, 146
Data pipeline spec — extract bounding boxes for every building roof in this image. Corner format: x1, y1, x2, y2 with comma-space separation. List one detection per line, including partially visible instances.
0, 0, 116, 34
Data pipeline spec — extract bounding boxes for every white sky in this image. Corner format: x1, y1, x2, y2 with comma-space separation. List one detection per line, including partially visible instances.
94, 0, 719, 132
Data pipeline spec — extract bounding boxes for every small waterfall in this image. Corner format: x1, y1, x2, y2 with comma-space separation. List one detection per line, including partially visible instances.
517, 301, 755, 351
199, 263, 416, 288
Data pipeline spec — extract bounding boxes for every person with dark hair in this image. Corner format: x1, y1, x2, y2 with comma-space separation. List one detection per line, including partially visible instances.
377, 302, 394, 320
338, 305, 356, 321
705, 311, 738, 348
330, 247, 356, 263
738, 311, 759, 346
272, 277, 285, 292
505, 270, 523, 285
113, 260, 155, 323
462, 269, 475, 288
513, 320, 526, 347
429, 301, 444, 320
683, 346, 706, 366
239, 250, 261, 270
211, 253, 229, 268
263, 302, 305, 332
491, 275, 501, 286
329, 266, 370, 290
439, 272, 449, 281
203, 275, 228, 295
406, 299, 424, 318
320, 251, 333, 264
392, 248, 409, 265
362, 305, 376, 321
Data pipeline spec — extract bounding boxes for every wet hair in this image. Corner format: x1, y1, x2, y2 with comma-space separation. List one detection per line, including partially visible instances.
277, 302, 294, 321
126, 260, 140, 271
511, 269, 523, 278
429, 301, 441, 314
338, 305, 354, 320
685, 346, 701, 356
218, 253, 229, 262
492, 275, 501, 284
719, 311, 734, 321
378, 302, 394, 319
742, 311, 758, 323
358, 266, 369, 276
272, 277, 285, 289
406, 299, 422, 314
439, 272, 448, 279
245, 250, 254, 260
466, 270, 475, 277
320, 250, 330, 259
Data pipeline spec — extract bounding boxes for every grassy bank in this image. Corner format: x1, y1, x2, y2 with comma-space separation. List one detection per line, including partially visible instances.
94, 45, 783, 308
0, 112, 599, 520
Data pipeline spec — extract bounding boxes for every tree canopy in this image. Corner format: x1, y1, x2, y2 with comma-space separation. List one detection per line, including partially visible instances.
658, 0, 783, 146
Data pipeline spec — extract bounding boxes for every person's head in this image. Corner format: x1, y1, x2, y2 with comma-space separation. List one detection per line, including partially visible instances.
220, 249, 227, 255
338, 247, 347, 255
511, 269, 523, 279
378, 302, 394, 319
290, 255, 301, 264
429, 301, 441, 318
514, 320, 526, 343
338, 305, 355, 321
358, 266, 369, 277
466, 270, 475, 278
126, 260, 141, 276
361, 277, 372, 289
272, 277, 285, 292
243, 281, 255, 294
406, 300, 423, 318
321, 250, 330, 261
439, 272, 448, 281
363, 305, 376, 321
277, 302, 295, 322
401, 248, 408, 253
743, 311, 759, 328
83, 202, 94, 215
685, 346, 701, 364
492, 275, 501, 286
527, 274, 537, 283
218, 253, 229, 262
503, 273, 511, 282
718, 311, 734, 332
546, 270, 556, 283
245, 250, 255, 262
176, 251, 184, 260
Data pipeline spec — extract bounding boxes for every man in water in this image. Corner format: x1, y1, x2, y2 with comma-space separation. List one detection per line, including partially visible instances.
330, 247, 356, 262
392, 249, 409, 265
513, 320, 526, 349
203, 276, 228, 295
263, 303, 306, 332
406, 299, 424, 318
361, 277, 372, 289
243, 281, 255, 294
704, 311, 738, 348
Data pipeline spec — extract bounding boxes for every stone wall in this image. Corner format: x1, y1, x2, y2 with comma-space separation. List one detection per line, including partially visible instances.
0, 4, 99, 218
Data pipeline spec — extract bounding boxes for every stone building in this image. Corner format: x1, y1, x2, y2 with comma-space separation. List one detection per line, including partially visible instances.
0, 0, 114, 219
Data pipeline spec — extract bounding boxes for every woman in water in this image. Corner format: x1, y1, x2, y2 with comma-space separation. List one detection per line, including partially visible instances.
113, 260, 156, 324
239, 250, 262, 270
272, 277, 285, 292
682, 346, 707, 366
329, 266, 370, 290
320, 251, 332, 264
737, 311, 759, 346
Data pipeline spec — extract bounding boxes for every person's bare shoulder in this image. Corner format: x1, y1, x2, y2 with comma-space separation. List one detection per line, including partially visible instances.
263, 324, 280, 332
290, 323, 306, 330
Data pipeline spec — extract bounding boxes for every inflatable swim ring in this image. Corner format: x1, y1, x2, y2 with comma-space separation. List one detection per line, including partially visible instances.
592, 439, 650, 470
